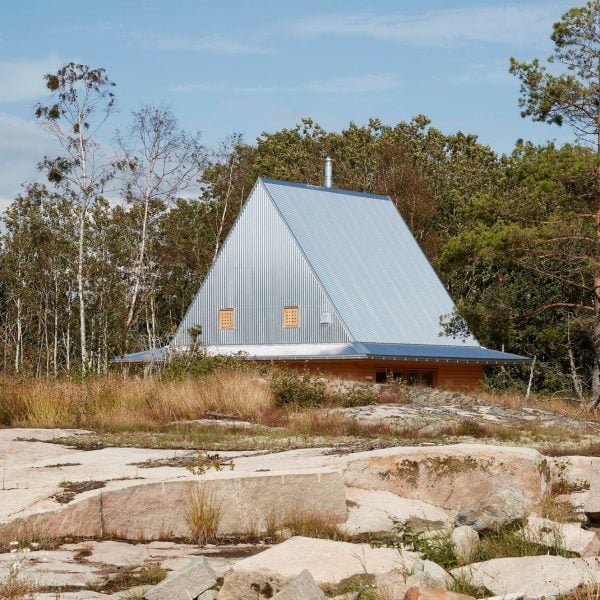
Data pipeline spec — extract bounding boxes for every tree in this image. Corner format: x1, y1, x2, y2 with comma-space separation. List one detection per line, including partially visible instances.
35, 63, 116, 375
116, 105, 205, 351
510, 1, 600, 405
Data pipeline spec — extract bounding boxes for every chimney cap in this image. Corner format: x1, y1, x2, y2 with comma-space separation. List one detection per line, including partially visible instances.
324, 156, 333, 188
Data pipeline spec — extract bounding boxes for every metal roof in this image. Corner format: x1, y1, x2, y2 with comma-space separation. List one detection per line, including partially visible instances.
112, 348, 166, 363
115, 178, 529, 366
113, 342, 529, 365
262, 179, 480, 346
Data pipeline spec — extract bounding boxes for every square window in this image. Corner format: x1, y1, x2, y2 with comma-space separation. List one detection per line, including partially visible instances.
407, 372, 420, 386
219, 308, 234, 329
422, 373, 434, 387
283, 306, 299, 328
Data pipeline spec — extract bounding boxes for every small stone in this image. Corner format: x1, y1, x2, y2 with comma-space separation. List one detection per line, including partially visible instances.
406, 559, 451, 588
585, 461, 600, 519
404, 584, 475, 600
375, 569, 408, 599
272, 569, 325, 599
455, 489, 528, 532
450, 526, 479, 562
144, 556, 216, 600
519, 515, 600, 557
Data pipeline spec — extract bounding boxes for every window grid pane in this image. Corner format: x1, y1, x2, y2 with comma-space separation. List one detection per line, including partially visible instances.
219, 308, 234, 329
283, 306, 299, 328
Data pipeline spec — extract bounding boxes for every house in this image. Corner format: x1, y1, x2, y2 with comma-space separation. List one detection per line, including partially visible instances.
116, 163, 529, 388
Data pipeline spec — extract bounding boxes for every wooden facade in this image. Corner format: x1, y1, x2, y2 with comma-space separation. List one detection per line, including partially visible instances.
259, 359, 484, 390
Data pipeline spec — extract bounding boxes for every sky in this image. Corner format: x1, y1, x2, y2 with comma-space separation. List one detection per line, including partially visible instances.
0, 0, 579, 212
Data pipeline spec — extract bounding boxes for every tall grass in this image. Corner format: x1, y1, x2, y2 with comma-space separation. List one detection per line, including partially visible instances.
185, 485, 222, 545
0, 372, 273, 430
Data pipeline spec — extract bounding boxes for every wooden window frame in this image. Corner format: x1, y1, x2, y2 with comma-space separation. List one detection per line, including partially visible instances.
283, 306, 299, 328
219, 308, 234, 330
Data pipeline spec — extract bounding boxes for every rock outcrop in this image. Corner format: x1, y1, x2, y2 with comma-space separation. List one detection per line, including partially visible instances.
218, 536, 417, 599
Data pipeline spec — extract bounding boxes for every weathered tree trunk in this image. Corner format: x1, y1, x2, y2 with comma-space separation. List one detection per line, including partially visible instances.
588, 160, 600, 408
14, 297, 22, 374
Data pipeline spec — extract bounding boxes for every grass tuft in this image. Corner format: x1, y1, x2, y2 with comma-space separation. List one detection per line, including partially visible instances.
185, 485, 222, 546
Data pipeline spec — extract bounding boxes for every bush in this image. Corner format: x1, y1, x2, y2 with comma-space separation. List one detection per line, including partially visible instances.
161, 351, 248, 380
271, 371, 328, 407
271, 369, 379, 408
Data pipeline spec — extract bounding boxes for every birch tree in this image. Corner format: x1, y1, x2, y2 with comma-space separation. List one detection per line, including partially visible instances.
35, 63, 116, 375
116, 105, 205, 351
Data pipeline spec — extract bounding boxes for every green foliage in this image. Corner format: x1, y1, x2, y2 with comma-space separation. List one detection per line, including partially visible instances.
271, 370, 328, 407
270, 370, 378, 408
161, 351, 248, 380
377, 521, 458, 570
471, 523, 569, 561
448, 572, 487, 597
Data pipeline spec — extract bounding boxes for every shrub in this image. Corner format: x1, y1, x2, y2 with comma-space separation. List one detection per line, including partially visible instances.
375, 521, 458, 570
271, 371, 328, 407
161, 351, 247, 380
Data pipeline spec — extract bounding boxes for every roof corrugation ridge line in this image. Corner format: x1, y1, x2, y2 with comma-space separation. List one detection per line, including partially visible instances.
263, 179, 480, 347
259, 178, 355, 342
170, 178, 265, 347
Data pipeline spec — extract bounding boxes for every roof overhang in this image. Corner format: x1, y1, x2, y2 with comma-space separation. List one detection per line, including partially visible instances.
113, 342, 530, 366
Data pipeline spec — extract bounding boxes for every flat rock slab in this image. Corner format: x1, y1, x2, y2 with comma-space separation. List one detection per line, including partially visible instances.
341, 488, 453, 534
452, 556, 600, 598
4, 468, 347, 540
0, 559, 100, 588
144, 556, 216, 600
340, 444, 550, 512
340, 400, 600, 433
221, 536, 417, 592
32, 594, 108, 600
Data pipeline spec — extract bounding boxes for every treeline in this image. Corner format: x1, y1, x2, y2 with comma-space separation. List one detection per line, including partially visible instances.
0, 105, 595, 392
2, 1, 600, 400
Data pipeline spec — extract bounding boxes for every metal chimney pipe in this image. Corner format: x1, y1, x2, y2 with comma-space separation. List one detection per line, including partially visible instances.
324, 156, 333, 188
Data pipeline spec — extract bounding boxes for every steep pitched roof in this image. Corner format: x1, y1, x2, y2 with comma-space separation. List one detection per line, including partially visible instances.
114, 178, 530, 365
262, 178, 479, 346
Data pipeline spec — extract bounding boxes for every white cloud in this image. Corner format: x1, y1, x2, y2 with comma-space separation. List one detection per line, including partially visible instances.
293, 2, 571, 47
447, 61, 515, 85
0, 113, 57, 212
308, 74, 400, 93
0, 56, 62, 103
149, 32, 271, 55
72, 22, 271, 56
169, 73, 401, 94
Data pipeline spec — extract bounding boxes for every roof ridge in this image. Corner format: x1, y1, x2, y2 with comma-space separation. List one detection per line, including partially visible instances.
259, 177, 392, 201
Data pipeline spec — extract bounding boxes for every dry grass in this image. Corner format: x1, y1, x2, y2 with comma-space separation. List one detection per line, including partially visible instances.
0, 577, 35, 600
0, 521, 63, 554
277, 509, 349, 542
477, 389, 597, 422
537, 493, 584, 523
90, 564, 167, 594
185, 484, 223, 545
0, 372, 273, 431
285, 410, 396, 438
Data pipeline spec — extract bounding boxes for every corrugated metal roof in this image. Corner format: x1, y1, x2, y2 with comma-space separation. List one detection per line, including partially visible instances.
262, 179, 480, 347
112, 348, 166, 363
113, 342, 529, 365
172, 182, 351, 347
115, 178, 529, 366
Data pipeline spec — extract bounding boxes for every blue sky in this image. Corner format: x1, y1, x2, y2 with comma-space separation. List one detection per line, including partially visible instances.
0, 0, 577, 209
